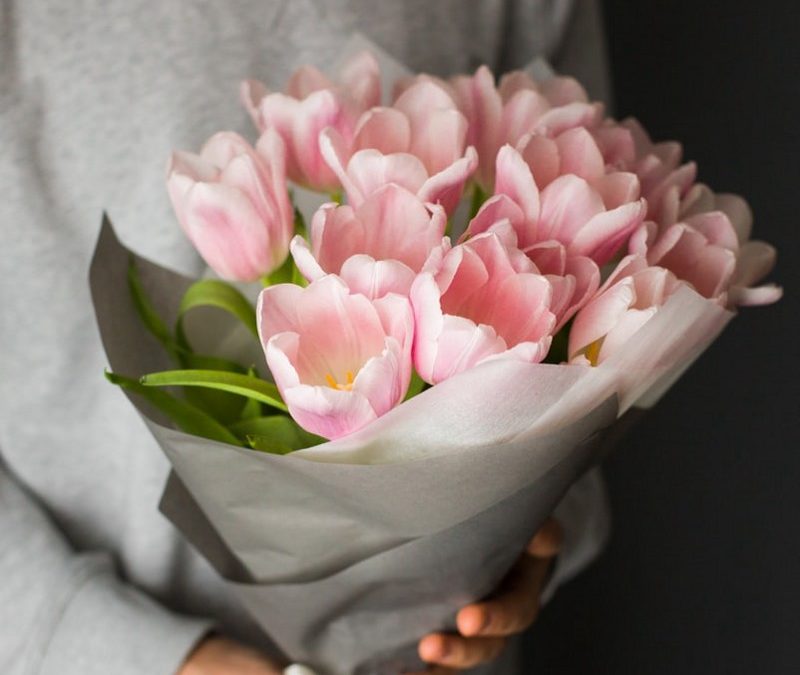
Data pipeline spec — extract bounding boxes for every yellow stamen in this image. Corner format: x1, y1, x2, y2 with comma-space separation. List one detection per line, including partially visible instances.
325, 371, 356, 391
583, 338, 604, 367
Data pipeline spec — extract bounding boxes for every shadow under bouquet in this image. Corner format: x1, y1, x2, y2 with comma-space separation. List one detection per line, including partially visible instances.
90, 37, 780, 675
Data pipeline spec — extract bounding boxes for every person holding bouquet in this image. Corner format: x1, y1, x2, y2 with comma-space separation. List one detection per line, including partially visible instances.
2, 2, 649, 673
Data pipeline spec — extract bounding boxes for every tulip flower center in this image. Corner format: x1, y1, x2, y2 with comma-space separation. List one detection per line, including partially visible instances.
325, 370, 356, 391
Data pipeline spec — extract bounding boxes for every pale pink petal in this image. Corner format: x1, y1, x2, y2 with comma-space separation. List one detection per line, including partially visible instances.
353, 107, 412, 155
346, 150, 428, 207
410, 108, 469, 175
351, 340, 407, 418
518, 133, 560, 189
290, 235, 325, 282
318, 127, 358, 199
494, 144, 541, 225
409, 272, 446, 383
548, 274, 577, 326
283, 384, 378, 440
569, 199, 647, 264
263, 332, 303, 394
459, 66, 503, 187
501, 89, 550, 145
394, 79, 458, 120
555, 127, 605, 182
286, 65, 332, 99
594, 172, 641, 209
538, 175, 605, 242
292, 90, 345, 190
339, 255, 417, 299
733, 240, 778, 287
525, 240, 566, 275
592, 124, 636, 167
599, 307, 659, 363
418, 146, 479, 214
255, 128, 293, 230
569, 278, 636, 356
181, 183, 271, 281
255, 93, 301, 177
728, 284, 783, 307
354, 184, 446, 271
309, 202, 365, 274
430, 315, 508, 384
540, 76, 589, 105
338, 50, 381, 110
684, 211, 739, 251
556, 255, 601, 328
479, 337, 551, 367
714, 193, 753, 243
257, 284, 305, 342
485, 274, 554, 346
534, 102, 603, 137
467, 195, 526, 239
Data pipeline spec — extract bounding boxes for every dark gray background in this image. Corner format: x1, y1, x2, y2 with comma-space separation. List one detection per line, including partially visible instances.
525, 3, 800, 673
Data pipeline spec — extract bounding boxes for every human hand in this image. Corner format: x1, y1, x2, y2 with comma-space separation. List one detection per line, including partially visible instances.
177, 635, 283, 675
411, 518, 563, 674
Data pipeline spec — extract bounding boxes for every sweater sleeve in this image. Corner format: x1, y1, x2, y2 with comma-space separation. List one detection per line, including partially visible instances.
0, 462, 213, 675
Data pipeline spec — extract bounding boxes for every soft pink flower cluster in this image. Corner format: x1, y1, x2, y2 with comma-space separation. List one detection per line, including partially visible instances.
166, 52, 781, 440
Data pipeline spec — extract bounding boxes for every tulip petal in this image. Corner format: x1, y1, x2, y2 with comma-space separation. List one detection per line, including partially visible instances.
418, 146, 478, 214
714, 193, 753, 243
538, 175, 606, 243
569, 199, 647, 264
410, 108, 469, 175
283, 384, 378, 440
569, 278, 636, 356
540, 76, 589, 105
290, 235, 326, 282
494, 145, 541, 226
555, 127, 605, 182
534, 102, 602, 137
339, 255, 417, 299
352, 340, 407, 418
346, 150, 429, 206
353, 107, 412, 155
518, 133, 560, 189
181, 182, 271, 281
467, 195, 526, 240
431, 315, 508, 384
338, 50, 381, 110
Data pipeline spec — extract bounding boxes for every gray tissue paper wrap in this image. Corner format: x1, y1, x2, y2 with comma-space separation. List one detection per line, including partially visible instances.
90, 211, 730, 675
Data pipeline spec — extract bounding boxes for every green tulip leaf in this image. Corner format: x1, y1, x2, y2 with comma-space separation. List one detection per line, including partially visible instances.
106, 371, 242, 446
140, 369, 287, 413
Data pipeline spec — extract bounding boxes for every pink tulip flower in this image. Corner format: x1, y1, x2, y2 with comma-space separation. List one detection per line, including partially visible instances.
396, 67, 603, 189
291, 184, 447, 299
319, 128, 478, 215
257, 275, 413, 440
568, 256, 682, 366
468, 145, 646, 266
166, 130, 293, 282
410, 225, 555, 384
629, 209, 782, 307
241, 51, 380, 191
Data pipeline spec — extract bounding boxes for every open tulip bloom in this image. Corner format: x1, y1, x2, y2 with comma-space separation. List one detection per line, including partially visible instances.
92, 39, 781, 675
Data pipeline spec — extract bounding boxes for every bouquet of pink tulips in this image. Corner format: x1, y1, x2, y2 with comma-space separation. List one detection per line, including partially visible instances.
91, 42, 780, 675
